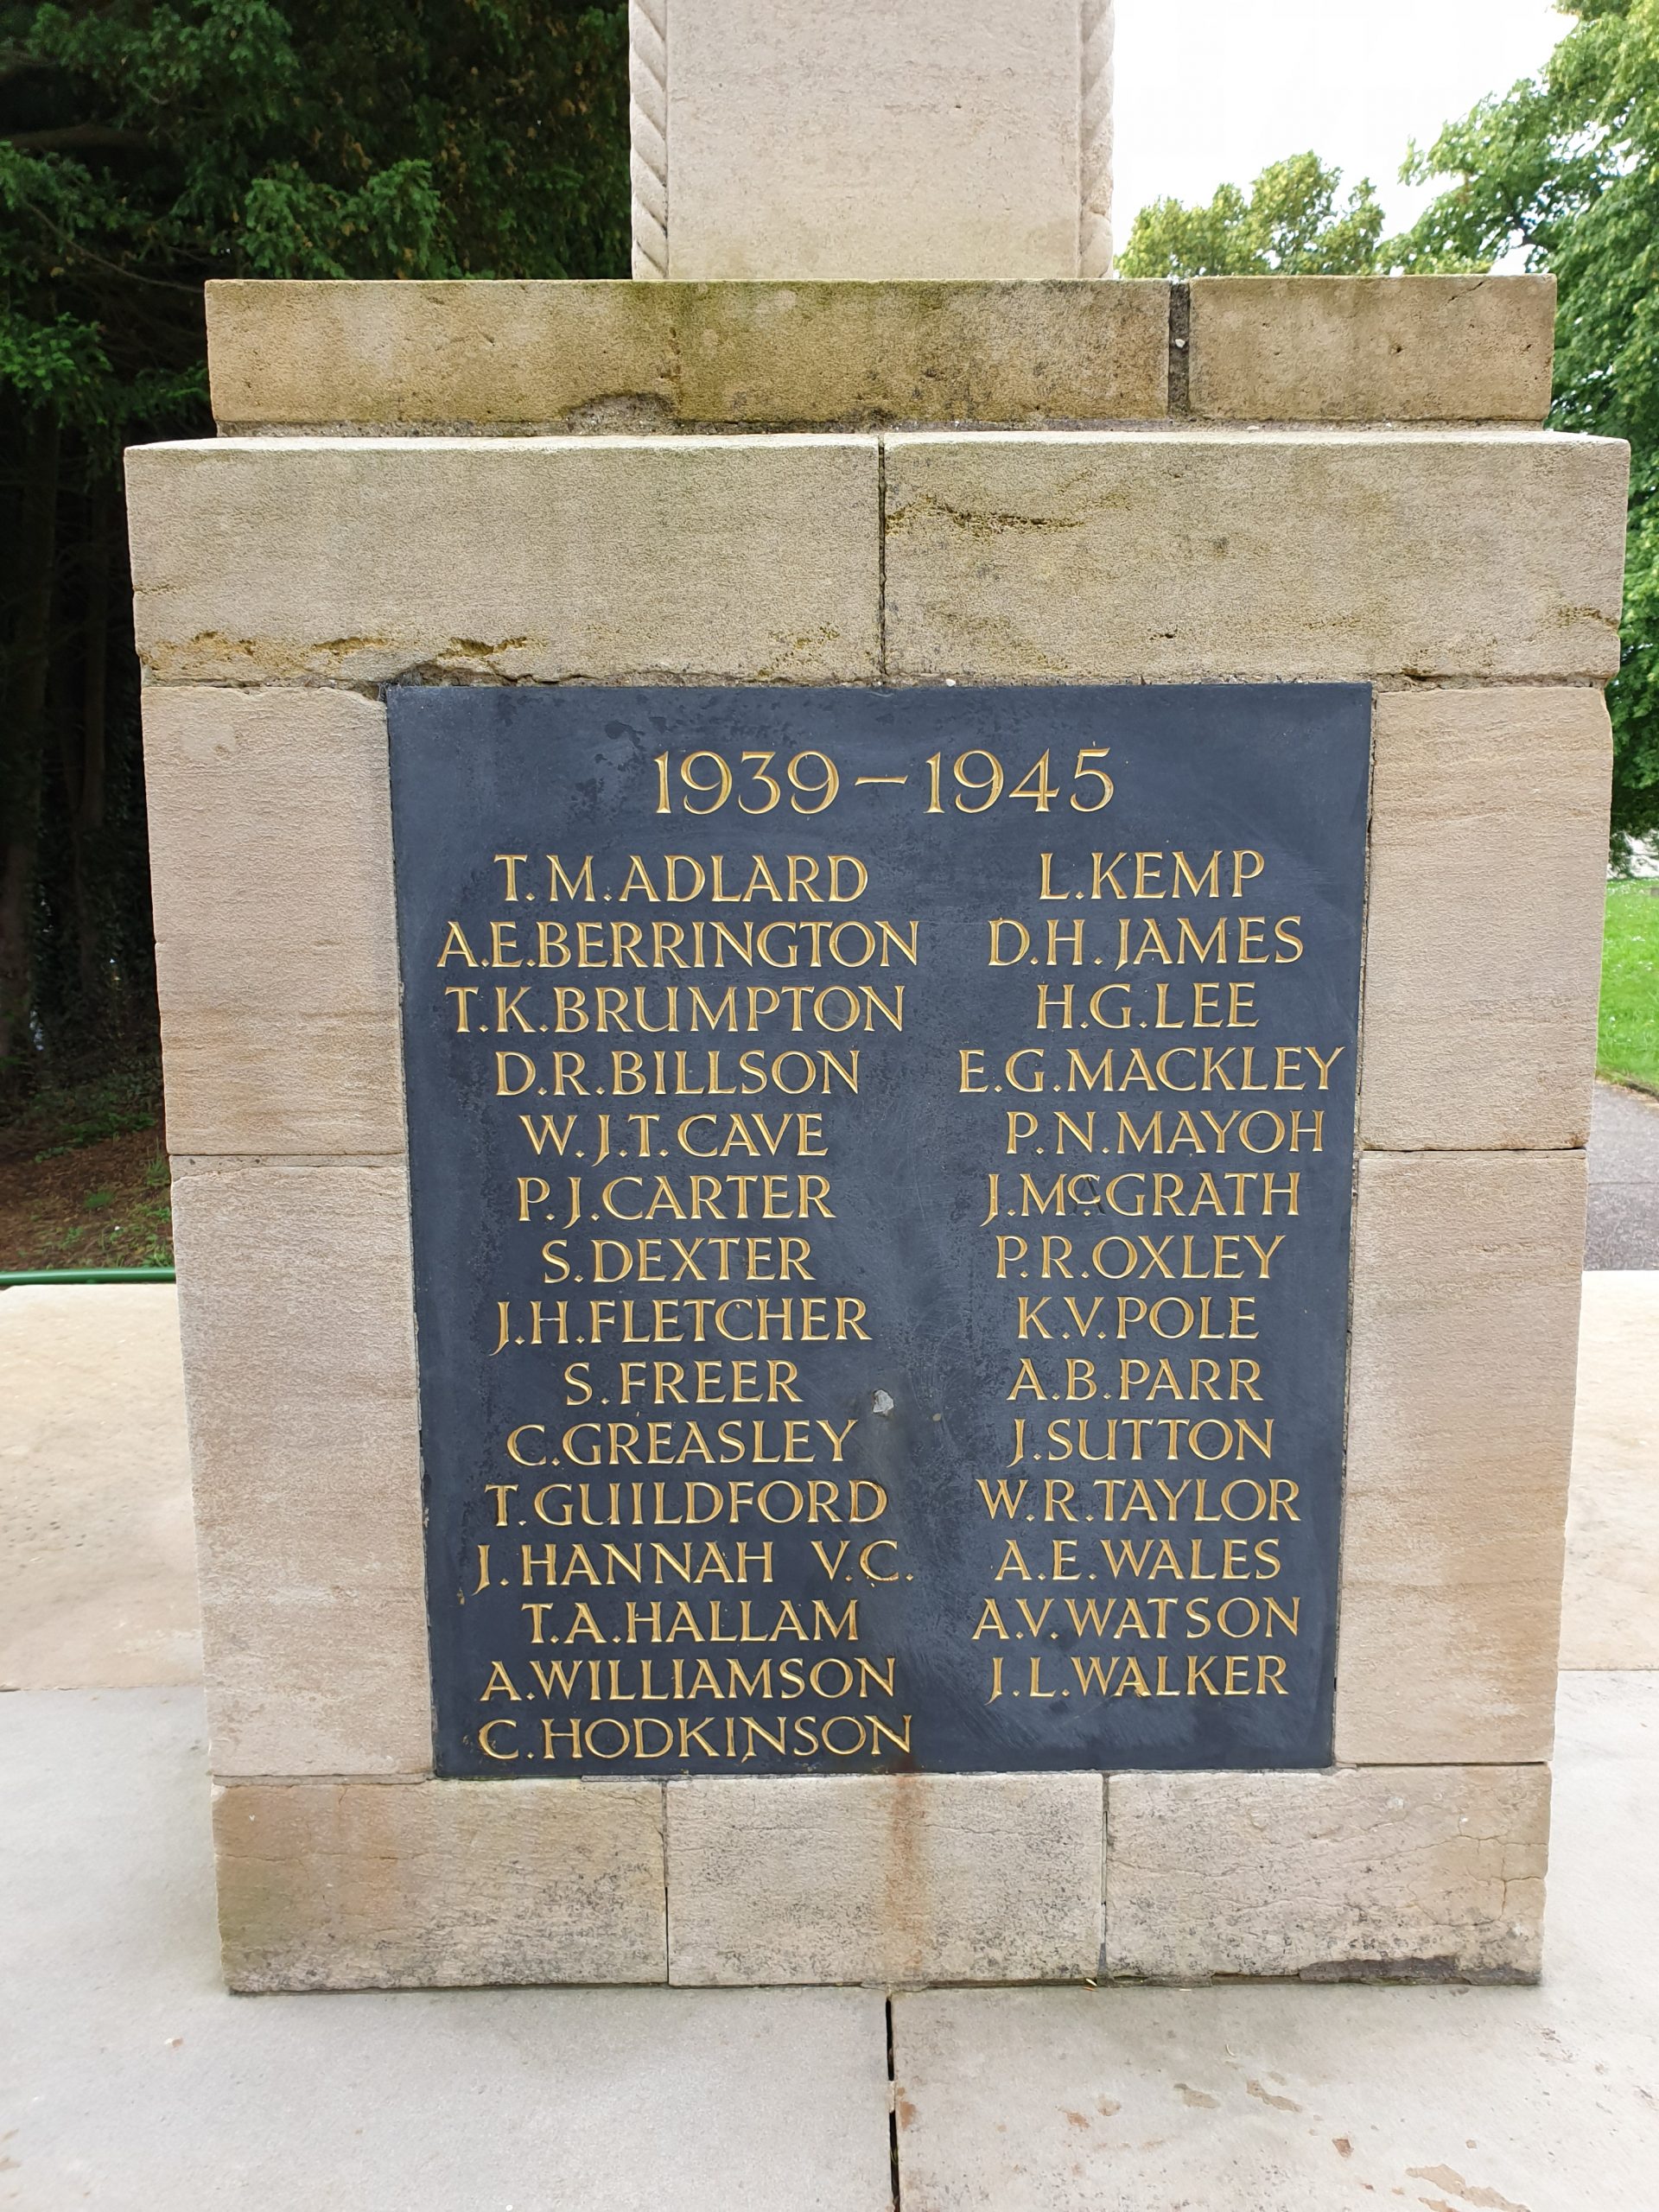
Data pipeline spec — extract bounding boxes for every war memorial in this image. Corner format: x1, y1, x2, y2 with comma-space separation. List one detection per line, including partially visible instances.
124, 0, 1630, 1991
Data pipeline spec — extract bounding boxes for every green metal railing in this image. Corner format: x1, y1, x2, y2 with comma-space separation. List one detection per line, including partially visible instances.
0, 1267, 175, 1286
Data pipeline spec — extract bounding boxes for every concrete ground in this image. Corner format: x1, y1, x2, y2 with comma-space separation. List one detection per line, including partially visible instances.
1586, 1077, 1659, 1268
0, 1674, 1653, 2210
0, 1286, 199, 1693
3, 1108, 1658, 2206
1562, 1272, 1659, 1668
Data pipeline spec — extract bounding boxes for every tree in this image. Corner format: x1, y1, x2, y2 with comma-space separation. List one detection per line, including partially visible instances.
1393, 0, 1659, 861
1119, 3, 1659, 862
1118, 153, 1385, 278
0, 0, 628, 1088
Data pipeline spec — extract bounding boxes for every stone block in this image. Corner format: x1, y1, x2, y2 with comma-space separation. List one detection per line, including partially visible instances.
170, 1157, 429, 1777
677, 280, 1163, 425
1104, 1763, 1548, 1982
666, 1772, 1103, 1986
125, 434, 880, 686
214, 1777, 666, 1989
1335, 1151, 1586, 1766
652, 0, 1108, 281
143, 687, 402, 1155
207, 278, 680, 429
206, 278, 1170, 429
1187, 275, 1556, 423
1360, 686, 1611, 1151
883, 429, 1628, 683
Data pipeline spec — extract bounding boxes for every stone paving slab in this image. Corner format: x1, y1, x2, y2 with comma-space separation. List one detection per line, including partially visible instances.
0, 1285, 200, 1690
891, 1673, 1659, 2212
0, 1688, 893, 2212
4, 1681, 1657, 2209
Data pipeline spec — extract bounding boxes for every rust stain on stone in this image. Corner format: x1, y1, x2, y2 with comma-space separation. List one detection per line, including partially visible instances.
1405, 2167, 1530, 2212
1246, 2078, 1303, 2112
880, 1770, 928, 1982
1174, 2082, 1218, 2109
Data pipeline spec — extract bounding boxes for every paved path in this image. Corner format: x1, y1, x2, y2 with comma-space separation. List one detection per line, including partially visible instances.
1586, 1077, 1659, 1268
2, 1676, 1655, 2209
1563, 1271, 1659, 1666
0, 1689, 890, 2212
0, 1285, 199, 1692
893, 1677, 1659, 2210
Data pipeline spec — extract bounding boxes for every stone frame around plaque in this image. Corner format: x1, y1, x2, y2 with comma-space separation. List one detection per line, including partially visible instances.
127, 274, 1621, 1988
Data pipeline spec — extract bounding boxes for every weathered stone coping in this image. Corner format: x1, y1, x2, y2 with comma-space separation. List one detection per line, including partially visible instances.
205, 275, 1556, 434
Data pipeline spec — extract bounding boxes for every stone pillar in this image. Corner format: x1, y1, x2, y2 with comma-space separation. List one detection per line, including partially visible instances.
628, 0, 1114, 280
135, 270, 1626, 1989
127, 4, 1627, 1997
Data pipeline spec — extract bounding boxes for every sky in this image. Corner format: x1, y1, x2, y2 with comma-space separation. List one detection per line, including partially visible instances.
1112, 0, 1567, 251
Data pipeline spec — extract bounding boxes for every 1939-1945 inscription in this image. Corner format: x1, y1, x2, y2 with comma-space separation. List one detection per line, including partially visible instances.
389, 684, 1370, 1778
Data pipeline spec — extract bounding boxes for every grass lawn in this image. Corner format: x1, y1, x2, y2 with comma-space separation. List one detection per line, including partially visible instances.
1599, 879, 1659, 1096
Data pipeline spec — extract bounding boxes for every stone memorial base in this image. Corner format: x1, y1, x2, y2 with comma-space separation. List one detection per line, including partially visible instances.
128, 274, 1625, 1990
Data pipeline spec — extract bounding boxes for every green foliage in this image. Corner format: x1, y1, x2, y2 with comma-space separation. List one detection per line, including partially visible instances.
1618, 506, 1659, 846
1, 0, 629, 432
0, 2, 628, 1093
1599, 878, 1659, 1092
25, 1056, 158, 1158
1118, 154, 1385, 278
1119, 4, 1659, 861
1394, 0, 1659, 860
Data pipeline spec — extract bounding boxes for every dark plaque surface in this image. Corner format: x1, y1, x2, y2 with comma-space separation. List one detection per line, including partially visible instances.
389, 684, 1370, 1777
